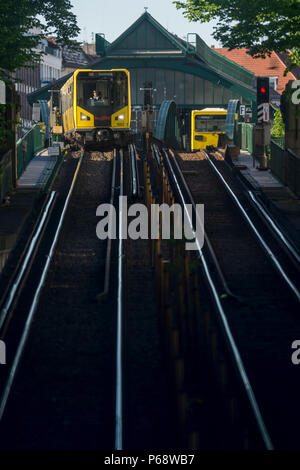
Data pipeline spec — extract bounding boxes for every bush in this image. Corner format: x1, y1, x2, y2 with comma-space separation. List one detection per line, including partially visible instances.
271, 109, 285, 138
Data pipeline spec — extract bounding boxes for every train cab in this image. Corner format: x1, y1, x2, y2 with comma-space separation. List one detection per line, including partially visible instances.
60, 69, 131, 147
191, 108, 228, 151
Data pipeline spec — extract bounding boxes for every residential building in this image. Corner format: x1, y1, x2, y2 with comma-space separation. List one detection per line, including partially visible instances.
81, 42, 97, 56
61, 46, 97, 77
15, 37, 62, 135
212, 47, 297, 106
40, 38, 62, 87
15, 64, 41, 134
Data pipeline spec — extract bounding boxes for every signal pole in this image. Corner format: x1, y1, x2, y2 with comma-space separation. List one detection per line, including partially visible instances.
254, 77, 271, 170
140, 81, 154, 152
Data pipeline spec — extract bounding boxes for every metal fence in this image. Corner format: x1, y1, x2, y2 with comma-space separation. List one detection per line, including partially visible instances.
286, 148, 300, 198
235, 125, 300, 197
188, 33, 254, 87
16, 123, 45, 178
270, 136, 285, 149
236, 123, 254, 154
269, 140, 300, 197
0, 150, 12, 203
269, 140, 285, 183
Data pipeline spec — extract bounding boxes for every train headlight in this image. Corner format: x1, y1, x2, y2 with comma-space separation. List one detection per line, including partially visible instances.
80, 113, 90, 121
116, 113, 125, 121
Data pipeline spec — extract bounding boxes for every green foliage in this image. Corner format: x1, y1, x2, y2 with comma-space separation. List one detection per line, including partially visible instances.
0, 1, 80, 149
0, 104, 10, 146
0, 0, 80, 82
0, 102, 21, 157
174, 0, 300, 69
271, 109, 285, 138
284, 49, 300, 75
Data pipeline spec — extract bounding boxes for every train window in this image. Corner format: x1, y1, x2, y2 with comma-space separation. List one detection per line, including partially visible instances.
76, 71, 128, 116
76, 79, 111, 107
195, 115, 226, 133
112, 72, 128, 109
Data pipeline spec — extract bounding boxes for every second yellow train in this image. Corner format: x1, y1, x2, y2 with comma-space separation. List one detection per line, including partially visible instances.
191, 107, 228, 151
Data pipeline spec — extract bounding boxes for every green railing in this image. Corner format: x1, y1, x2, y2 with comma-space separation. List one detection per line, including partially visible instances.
16, 123, 45, 178
286, 149, 300, 198
155, 100, 182, 149
271, 136, 285, 149
269, 140, 300, 197
237, 123, 254, 154
0, 150, 12, 202
187, 33, 254, 87
269, 140, 285, 183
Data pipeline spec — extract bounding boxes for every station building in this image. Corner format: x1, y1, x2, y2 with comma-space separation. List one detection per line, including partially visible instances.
28, 11, 256, 132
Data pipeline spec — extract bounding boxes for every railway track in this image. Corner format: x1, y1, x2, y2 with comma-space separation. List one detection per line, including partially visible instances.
7, 138, 298, 449
0, 144, 178, 450
150, 145, 300, 449
0, 148, 121, 449
123, 147, 180, 449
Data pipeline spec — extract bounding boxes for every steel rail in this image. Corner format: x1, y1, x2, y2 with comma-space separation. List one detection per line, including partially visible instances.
248, 190, 300, 266
203, 151, 300, 303
157, 145, 239, 300
0, 152, 84, 421
0, 191, 57, 331
152, 143, 161, 167
162, 147, 273, 450
97, 149, 117, 302
115, 149, 124, 450
129, 144, 138, 198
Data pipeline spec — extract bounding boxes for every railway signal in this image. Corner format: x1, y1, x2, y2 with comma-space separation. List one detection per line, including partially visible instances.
257, 77, 270, 123
257, 77, 269, 106
255, 77, 271, 169
140, 81, 154, 151
143, 81, 153, 107
257, 103, 270, 123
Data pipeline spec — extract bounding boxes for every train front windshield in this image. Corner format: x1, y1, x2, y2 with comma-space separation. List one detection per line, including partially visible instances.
195, 114, 226, 132
76, 71, 128, 117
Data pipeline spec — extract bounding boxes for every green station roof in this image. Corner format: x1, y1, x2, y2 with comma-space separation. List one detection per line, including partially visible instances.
28, 11, 256, 105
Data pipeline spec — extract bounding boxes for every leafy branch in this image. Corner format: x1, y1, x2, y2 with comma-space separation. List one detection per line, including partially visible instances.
174, 0, 300, 71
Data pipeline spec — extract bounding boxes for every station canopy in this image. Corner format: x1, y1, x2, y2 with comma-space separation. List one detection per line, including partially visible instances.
28, 11, 256, 108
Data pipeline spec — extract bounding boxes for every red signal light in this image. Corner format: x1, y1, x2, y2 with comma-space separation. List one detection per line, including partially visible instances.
261, 87, 266, 93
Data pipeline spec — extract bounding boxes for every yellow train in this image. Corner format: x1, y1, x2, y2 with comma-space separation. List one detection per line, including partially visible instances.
191, 108, 228, 151
60, 69, 131, 147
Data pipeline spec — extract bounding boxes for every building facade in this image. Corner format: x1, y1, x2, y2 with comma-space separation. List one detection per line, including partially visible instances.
61, 46, 97, 77
212, 48, 298, 107
15, 37, 62, 135
40, 38, 62, 87
90, 13, 256, 109
28, 12, 257, 133
15, 64, 41, 134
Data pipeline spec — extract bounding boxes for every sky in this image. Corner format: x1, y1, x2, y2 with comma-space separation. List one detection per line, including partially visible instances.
70, 0, 221, 48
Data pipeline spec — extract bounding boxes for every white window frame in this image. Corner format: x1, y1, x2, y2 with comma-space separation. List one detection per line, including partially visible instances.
269, 76, 278, 91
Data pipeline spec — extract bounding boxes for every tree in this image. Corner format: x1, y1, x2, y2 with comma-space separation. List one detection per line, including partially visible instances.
0, 0, 80, 82
0, 1, 80, 156
271, 109, 285, 138
174, 0, 300, 69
